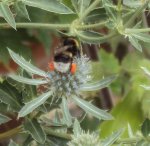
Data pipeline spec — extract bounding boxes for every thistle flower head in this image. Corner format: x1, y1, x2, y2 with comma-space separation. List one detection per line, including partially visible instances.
67, 131, 101, 146
47, 54, 92, 97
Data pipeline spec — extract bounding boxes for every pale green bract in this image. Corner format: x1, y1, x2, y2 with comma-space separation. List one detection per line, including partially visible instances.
8, 48, 47, 77
80, 75, 117, 91
72, 95, 113, 120
8, 74, 48, 85
18, 91, 53, 117
0, 2, 16, 29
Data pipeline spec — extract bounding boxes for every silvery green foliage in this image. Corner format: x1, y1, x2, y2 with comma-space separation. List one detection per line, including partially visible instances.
47, 54, 92, 97
67, 131, 101, 146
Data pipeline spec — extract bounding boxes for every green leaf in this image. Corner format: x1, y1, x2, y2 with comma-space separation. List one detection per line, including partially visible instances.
85, 7, 107, 23
8, 74, 48, 86
14, 1, 30, 20
127, 123, 134, 138
0, 88, 20, 111
123, 0, 141, 8
22, 70, 37, 102
61, 97, 72, 127
0, 2, 16, 29
141, 118, 150, 137
132, 33, 150, 43
0, 29, 32, 64
72, 95, 113, 120
102, 0, 117, 22
8, 48, 47, 77
100, 90, 144, 138
24, 119, 46, 144
71, 0, 78, 13
77, 30, 104, 44
23, 0, 73, 14
102, 129, 123, 146
18, 90, 53, 117
79, 0, 91, 16
73, 119, 82, 136
80, 75, 117, 91
0, 113, 11, 125
128, 36, 142, 52
136, 140, 150, 146
8, 140, 19, 146
71, 0, 91, 15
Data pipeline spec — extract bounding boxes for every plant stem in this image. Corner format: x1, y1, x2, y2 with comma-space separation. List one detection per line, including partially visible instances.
43, 127, 71, 140
0, 23, 70, 30
0, 126, 22, 141
0, 21, 108, 30
79, 0, 101, 22
126, 28, 150, 33
77, 21, 108, 29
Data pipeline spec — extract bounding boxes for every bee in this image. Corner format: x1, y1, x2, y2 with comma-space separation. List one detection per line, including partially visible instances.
49, 38, 80, 74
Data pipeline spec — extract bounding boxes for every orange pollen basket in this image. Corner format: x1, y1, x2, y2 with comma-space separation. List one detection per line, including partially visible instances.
70, 63, 77, 74
49, 62, 54, 71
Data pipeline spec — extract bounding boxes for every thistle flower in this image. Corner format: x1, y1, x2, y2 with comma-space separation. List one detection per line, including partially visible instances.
46, 54, 92, 98
67, 131, 101, 146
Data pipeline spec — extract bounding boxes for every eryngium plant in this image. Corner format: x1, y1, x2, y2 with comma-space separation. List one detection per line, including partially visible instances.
7, 48, 116, 121
67, 120, 123, 146
47, 55, 92, 97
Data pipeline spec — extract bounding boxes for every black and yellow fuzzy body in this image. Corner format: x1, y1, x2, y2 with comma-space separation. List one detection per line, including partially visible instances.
49, 38, 80, 74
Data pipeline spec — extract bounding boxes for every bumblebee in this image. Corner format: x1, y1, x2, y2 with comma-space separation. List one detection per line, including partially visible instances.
49, 38, 80, 74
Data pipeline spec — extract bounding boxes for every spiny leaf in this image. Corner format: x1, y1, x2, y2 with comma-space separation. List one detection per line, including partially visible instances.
123, 0, 141, 8
71, 0, 91, 15
18, 90, 53, 117
61, 97, 72, 127
128, 36, 142, 52
72, 95, 113, 120
0, 2, 16, 29
0, 88, 20, 111
80, 75, 117, 91
8, 48, 47, 77
23, 0, 73, 14
102, 129, 124, 146
77, 30, 104, 44
8, 74, 48, 85
14, 1, 30, 20
24, 119, 46, 144
0, 113, 11, 125
73, 119, 82, 136
132, 33, 150, 43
